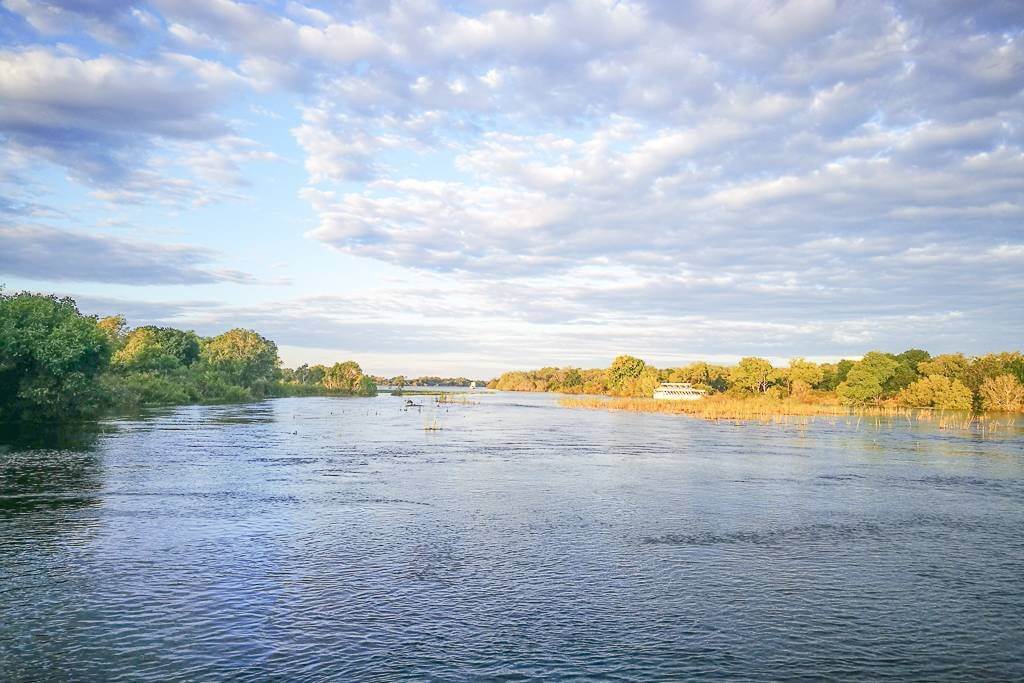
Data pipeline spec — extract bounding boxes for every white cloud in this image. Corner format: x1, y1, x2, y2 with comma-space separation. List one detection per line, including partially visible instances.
1, 0, 154, 44
285, 2, 331, 27
0, 48, 241, 187
0, 224, 257, 285
2, 0, 1022, 366
167, 22, 221, 51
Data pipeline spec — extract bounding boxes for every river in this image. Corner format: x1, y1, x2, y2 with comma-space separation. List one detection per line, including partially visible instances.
1, 391, 1022, 680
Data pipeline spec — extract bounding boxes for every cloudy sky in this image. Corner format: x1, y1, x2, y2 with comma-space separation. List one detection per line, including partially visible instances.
0, 1, 1021, 376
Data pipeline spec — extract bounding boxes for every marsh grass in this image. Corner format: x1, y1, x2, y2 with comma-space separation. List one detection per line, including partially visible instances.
388, 389, 447, 396
558, 395, 1019, 435
436, 392, 473, 404
559, 395, 854, 419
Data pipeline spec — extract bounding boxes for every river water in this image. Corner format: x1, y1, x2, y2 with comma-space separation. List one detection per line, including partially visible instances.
1, 392, 1022, 680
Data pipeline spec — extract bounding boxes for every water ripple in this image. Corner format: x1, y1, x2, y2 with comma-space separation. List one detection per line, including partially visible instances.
1, 394, 1022, 680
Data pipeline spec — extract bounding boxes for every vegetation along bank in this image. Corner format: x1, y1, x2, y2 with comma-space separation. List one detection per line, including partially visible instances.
491, 352, 1024, 414
0, 291, 376, 422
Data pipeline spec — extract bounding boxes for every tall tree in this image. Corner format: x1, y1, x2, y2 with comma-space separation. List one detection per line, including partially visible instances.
836, 352, 899, 405
201, 329, 280, 392
896, 348, 931, 370
787, 358, 824, 396
607, 355, 647, 395
97, 315, 128, 349
114, 326, 201, 371
729, 357, 775, 394
917, 354, 971, 385
0, 292, 112, 421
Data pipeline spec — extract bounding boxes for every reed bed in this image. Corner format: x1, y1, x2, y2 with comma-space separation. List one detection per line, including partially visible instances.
559, 395, 856, 420
558, 395, 1019, 435
436, 392, 473, 404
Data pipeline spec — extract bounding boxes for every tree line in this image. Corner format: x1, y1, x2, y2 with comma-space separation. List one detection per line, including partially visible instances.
373, 375, 486, 388
488, 350, 1024, 412
0, 292, 376, 422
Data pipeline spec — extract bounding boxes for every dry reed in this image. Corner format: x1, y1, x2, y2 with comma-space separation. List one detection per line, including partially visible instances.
557, 395, 1019, 435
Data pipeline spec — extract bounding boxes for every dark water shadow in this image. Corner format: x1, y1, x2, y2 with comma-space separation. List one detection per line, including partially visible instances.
0, 423, 107, 515
206, 401, 278, 425
0, 421, 113, 453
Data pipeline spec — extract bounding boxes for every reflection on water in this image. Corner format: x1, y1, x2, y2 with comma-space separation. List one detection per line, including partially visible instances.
1, 393, 1022, 681
0, 450, 103, 514
0, 421, 110, 452
0, 423, 106, 515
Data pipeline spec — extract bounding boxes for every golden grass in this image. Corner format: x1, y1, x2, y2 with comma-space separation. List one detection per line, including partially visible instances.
557, 395, 1019, 434
559, 395, 858, 420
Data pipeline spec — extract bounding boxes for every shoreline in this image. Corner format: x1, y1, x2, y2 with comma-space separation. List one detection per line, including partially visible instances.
558, 395, 1019, 433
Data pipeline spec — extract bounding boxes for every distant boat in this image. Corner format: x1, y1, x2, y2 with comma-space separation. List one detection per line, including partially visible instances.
470, 381, 477, 390
653, 382, 706, 401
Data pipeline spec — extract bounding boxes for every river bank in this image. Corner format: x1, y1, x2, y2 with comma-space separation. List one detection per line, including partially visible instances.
558, 394, 1019, 434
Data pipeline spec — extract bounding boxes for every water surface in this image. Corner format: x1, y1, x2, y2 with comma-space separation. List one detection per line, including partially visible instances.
2, 392, 1022, 680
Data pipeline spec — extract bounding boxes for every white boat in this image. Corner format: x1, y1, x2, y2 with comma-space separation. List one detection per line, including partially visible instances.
652, 382, 706, 401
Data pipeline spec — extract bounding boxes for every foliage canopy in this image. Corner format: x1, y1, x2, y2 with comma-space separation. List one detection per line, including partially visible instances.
0, 292, 112, 421
1, 292, 377, 421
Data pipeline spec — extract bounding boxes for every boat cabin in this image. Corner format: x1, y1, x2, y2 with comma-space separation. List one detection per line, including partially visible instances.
652, 382, 706, 401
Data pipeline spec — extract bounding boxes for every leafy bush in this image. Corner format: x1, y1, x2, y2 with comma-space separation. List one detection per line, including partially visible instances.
898, 375, 973, 411
103, 371, 194, 409
201, 329, 279, 394
978, 375, 1024, 412
191, 369, 253, 404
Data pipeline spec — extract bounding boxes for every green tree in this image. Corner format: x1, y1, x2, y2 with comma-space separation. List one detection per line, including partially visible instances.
787, 358, 824, 396
150, 327, 200, 366
296, 364, 327, 385
0, 292, 112, 421
881, 352, 921, 394
323, 361, 364, 393
357, 375, 378, 397
492, 370, 534, 391
729, 357, 775, 394
582, 368, 609, 394
563, 367, 583, 391
836, 352, 899, 405
97, 315, 127, 349
616, 365, 660, 397
318, 361, 377, 396
818, 359, 856, 391
201, 329, 279, 393
917, 354, 971, 385
896, 348, 931, 370
1009, 356, 1024, 385
837, 368, 886, 405
668, 362, 730, 392
967, 352, 1024, 393
836, 359, 855, 383
607, 355, 647, 395
114, 326, 200, 371
898, 375, 973, 411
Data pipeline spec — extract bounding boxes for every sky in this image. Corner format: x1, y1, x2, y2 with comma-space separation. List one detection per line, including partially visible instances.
0, 0, 1021, 378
